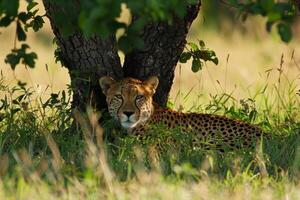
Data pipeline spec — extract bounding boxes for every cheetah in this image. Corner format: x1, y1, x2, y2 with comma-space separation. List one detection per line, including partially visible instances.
99, 76, 264, 150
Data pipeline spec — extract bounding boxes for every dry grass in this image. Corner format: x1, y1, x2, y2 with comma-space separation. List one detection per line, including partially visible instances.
172, 15, 300, 110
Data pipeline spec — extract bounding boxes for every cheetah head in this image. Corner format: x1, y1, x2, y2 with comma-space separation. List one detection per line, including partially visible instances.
99, 76, 159, 130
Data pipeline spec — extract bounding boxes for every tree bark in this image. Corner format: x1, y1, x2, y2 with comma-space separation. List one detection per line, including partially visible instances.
43, 1, 123, 112
43, 0, 201, 110
123, 2, 201, 106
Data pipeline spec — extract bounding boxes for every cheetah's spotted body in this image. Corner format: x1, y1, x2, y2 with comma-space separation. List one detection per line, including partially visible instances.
100, 76, 263, 150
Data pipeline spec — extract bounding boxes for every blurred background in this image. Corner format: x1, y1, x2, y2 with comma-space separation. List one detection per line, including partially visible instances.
0, 0, 299, 109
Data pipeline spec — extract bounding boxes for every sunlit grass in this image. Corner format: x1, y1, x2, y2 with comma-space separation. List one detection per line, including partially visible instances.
0, 67, 299, 199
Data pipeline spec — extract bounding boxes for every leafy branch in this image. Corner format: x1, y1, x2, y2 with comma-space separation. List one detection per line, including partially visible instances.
221, 0, 297, 43
0, 0, 44, 69
179, 40, 218, 72
5, 44, 37, 70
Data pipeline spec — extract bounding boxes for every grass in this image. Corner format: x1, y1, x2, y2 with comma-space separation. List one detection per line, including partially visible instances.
0, 66, 299, 199
0, 3, 299, 198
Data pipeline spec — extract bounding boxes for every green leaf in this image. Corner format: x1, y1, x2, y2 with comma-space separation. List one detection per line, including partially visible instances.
118, 36, 133, 53
0, 15, 13, 27
18, 12, 29, 24
11, 108, 21, 116
128, 18, 146, 33
1, 0, 19, 16
188, 42, 198, 51
277, 23, 292, 43
17, 21, 27, 41
12, 99, 19, 105
202, 50, 215, 61
267, 11, 281, 22
210, 51, 215, 57
199, 40, 205, 48
191, 59, 202, 73
27, 1, 38, 12
173, 4, 187, 18
266, 21, 273, 32
21, 43, 30, 50
132, 36, 145, 50
22, 52, 38, 68
26, 9, 39, 19
51, 93, 58, 98
259, 0, 274, 11
5, 53, 20, 70
211, 57, 219, 65
249, 4, 264, 15
31, 15, 44, 32
179, 52, 191, 63
17, 81, 27, 87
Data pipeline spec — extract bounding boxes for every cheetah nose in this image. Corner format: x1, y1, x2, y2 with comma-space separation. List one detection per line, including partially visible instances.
124, 111, 134, 118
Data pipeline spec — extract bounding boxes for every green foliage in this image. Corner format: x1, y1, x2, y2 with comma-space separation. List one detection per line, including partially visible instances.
277, 22, 292, 42
0, 0, 19, 17
0, 0, 198, 69
179, 40, 218, 73
79, 0, 125, 38
41, 0, 198, 53
0, 76, 74, 158
1, 0, 298, 71
0, 0, 44, 70
0, 0, 44, 34
121, 0, 195, 49
225, 0, 297, 43
5, 44, 37, 69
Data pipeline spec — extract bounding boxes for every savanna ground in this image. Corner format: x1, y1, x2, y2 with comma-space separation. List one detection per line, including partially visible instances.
0, 2, 300, 199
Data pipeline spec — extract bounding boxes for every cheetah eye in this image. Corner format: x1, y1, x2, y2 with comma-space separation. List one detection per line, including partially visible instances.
115, 94, 122, 99
136, 94, 144, 100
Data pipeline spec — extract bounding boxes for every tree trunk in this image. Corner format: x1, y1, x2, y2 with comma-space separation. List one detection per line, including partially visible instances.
43, 1, 201, 111
123, 2, 201, 106
43, 1, 123, 112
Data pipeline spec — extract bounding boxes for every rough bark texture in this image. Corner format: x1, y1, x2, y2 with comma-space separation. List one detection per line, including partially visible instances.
43, 1, 123, 111
43, 0, 201, 110
123, 2, 201, 106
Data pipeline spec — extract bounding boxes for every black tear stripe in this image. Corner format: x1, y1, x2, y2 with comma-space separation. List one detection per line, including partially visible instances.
135, 99, 141, 115
116, 87, 125, 115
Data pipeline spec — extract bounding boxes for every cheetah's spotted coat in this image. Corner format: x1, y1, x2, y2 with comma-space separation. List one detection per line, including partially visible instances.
99, 76, 264, 150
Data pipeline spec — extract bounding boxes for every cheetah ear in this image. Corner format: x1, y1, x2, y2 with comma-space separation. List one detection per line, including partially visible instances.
99, 76, 115, 96
143, 76, 159, 93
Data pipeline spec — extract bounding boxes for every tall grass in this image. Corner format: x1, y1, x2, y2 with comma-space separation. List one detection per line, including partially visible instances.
0, 66, 299, 199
